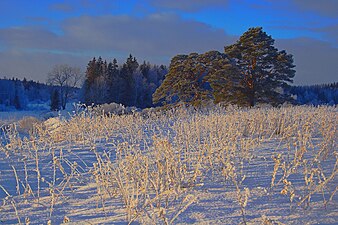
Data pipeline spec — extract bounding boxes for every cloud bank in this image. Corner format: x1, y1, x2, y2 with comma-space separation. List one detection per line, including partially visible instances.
0, 0, 336, 85
0, 14, 234, 81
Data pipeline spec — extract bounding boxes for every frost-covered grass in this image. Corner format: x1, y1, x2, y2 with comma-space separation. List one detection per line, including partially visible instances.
0, 105, 337, 224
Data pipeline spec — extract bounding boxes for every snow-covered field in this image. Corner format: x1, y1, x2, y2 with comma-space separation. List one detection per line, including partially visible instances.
0, 105, 337, 224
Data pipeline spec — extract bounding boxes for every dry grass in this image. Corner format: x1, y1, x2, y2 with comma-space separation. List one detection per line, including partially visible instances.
0, 105, 336, 224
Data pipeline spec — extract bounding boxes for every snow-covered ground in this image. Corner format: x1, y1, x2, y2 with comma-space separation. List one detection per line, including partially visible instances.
0, 110, 48, 122
0, 103, 83, 132
0, 105, 337, 224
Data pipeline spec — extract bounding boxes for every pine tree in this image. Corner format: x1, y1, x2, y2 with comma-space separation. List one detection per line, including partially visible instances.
224, 27, 295, 106
203, 51, 247, 105
153, 54, 188, 106
177, 53, 210, 106
153, 51, 237, 106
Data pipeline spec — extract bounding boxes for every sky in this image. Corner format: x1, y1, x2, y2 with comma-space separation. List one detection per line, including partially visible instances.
0, 0, 337, 85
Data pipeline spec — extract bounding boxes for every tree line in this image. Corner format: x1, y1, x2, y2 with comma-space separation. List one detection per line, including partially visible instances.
2, 27, 336, 111
82, 55, 167, 108
58, 27, 337, 109
0, 78, 67, 111
287, 82, 338, 105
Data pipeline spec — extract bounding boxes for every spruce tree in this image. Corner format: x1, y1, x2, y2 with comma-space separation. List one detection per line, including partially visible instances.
107, 58, 120, 103
82, 55, 166, 108
84, 57, 97, 104
140, 61, 151, 80
119, 54, 139, 106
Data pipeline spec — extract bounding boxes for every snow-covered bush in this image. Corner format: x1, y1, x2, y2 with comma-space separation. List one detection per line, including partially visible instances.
17, 116, 41, 134
93, 103, 140, 116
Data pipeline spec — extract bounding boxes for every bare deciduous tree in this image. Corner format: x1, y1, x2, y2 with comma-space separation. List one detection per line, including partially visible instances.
47, 64, 82, 110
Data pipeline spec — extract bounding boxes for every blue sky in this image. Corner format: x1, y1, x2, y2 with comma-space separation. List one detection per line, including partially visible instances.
0, 0, 337, 84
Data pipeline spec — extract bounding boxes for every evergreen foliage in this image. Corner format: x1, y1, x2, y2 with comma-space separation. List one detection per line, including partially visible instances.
224, 27, 295, 106
106, 58, 120, 103
153, 51, 240, 106
154, 27, 296, 107
287, 82, 338, 105
119, 54, 139, 106
83, 54, 167, 108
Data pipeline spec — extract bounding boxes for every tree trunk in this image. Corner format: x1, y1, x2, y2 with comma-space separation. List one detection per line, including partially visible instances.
248, 88, 255, 106
62, 95, 67, 110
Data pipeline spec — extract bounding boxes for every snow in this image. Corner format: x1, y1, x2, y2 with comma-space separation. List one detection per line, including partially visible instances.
0, 110, 48, 122
0, 105, 337, 224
